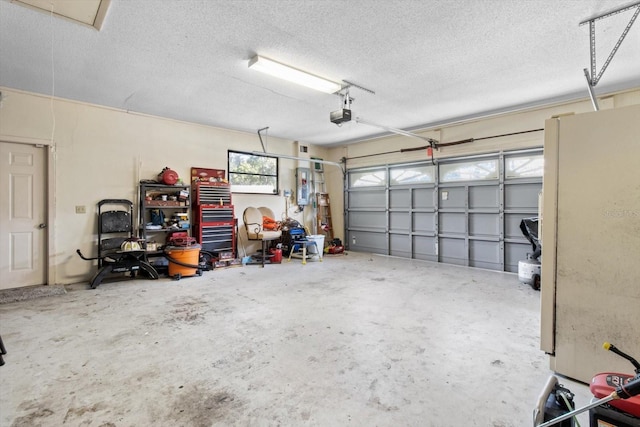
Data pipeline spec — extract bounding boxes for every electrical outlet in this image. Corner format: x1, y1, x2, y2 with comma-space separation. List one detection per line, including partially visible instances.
75, 205, 86, 214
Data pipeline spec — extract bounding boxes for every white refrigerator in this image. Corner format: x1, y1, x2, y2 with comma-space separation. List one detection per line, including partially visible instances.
540, 103, 640, 383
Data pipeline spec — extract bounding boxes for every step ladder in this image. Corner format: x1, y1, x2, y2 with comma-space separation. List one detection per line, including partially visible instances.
316, 192, 334, 243
312, 159, 334, 244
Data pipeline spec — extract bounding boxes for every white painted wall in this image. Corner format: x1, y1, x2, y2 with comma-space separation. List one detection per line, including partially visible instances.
0, 88, 329, 285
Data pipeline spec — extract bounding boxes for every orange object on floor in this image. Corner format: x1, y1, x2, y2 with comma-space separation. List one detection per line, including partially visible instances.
269, 248, 282, 263
165, 245, 201, 278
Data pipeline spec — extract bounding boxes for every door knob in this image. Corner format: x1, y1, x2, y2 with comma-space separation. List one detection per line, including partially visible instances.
38, 223, 47, 229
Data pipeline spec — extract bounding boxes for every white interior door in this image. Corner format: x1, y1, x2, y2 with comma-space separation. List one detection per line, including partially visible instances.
0, 142, 47, 289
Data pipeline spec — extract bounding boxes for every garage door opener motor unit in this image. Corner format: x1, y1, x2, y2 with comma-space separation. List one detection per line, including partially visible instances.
330, 91, 352, 125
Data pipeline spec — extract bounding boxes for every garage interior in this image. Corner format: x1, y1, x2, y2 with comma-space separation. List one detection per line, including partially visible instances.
1, 1, 639, 426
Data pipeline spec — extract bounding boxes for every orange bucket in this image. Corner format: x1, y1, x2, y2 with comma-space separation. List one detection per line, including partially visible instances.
165, 245, 201, 278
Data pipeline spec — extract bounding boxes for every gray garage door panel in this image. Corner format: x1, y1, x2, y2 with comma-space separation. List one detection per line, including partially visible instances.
440, 213, 466, 235
469, 185, 499, 209
505, 242, 533, 273
349, 230, 386, 254
505, 213, 528, 239
505, 183, 540, 210
414, 235, 437, 261
440, 237, 466, 265
439, 187, 466, 209
413, 212, 435, 233
348, 210, 386, 230
390, 211, 410, 232
413, 188, 435, 209
390, 234, 410, 258
350, 190, 386, 208
470, 240, 501, 270
390, 189, 410, 208
469, 213, 499, 237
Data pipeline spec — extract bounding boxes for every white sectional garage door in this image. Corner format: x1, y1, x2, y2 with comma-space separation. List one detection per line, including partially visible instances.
346, 150, 542, 272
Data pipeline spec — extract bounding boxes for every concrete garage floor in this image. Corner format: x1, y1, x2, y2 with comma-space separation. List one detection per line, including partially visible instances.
0, 252, 590, 427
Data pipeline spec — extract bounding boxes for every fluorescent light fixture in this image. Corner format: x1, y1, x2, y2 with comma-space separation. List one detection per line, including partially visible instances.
249, 55, 342, 94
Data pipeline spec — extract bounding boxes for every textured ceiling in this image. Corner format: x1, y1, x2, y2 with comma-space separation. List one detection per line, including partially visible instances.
1, 0, 639, 146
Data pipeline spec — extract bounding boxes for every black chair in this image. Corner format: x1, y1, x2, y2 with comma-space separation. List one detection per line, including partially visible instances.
77, 199, 158, 288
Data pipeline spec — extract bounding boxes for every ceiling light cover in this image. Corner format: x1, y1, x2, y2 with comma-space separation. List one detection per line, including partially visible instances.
249, 55, 341, 94
13, 0, 110, 30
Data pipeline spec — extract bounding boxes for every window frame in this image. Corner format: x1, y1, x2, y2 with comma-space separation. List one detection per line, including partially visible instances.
390, 164, 436, 186
227, 150, 279, 195
349, 168, 387, 188
504, 154, 544, 179
439, 158, 499, 183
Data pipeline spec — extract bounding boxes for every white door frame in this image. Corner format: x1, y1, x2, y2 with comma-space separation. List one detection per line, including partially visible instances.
0, 135, 56, 286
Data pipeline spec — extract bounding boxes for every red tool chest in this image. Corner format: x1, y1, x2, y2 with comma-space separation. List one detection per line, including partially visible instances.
190, 168, 236, 258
